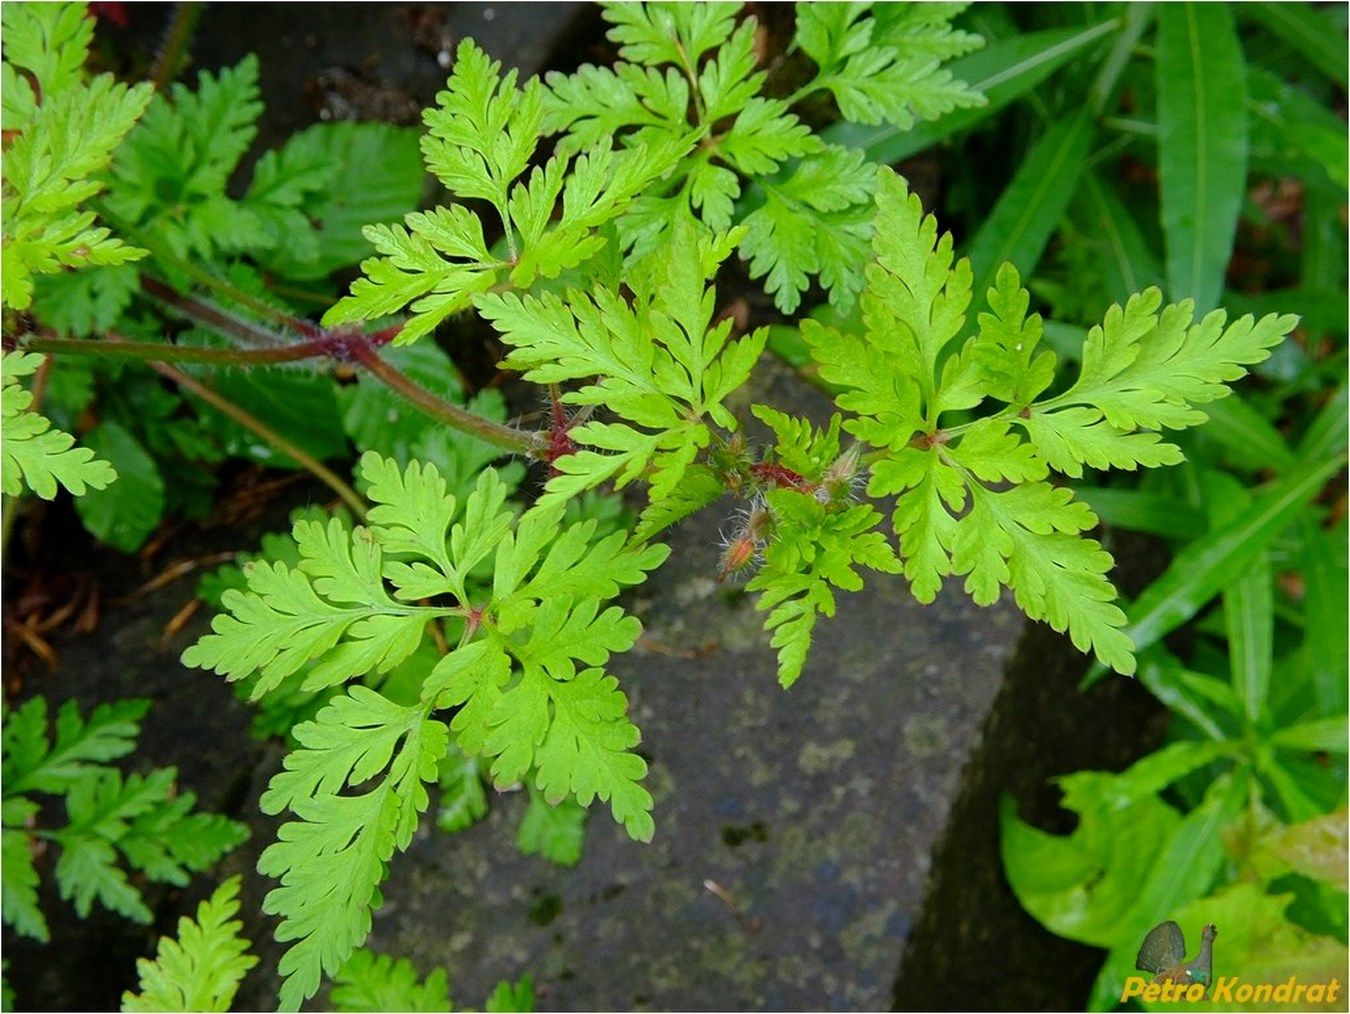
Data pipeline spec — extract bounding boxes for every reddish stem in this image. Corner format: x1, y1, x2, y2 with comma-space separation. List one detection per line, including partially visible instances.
749, 462, 813, 492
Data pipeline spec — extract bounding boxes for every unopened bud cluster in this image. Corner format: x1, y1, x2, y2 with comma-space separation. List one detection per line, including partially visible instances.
710, 434, 868, 582
718, 496, 772, 581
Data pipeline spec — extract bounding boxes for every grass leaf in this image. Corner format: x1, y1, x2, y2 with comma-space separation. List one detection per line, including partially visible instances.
1246, 2, 1349, 89
1156, 3, 1249, 314
1118, 452, 1345, 663
967, 110, 1094, 305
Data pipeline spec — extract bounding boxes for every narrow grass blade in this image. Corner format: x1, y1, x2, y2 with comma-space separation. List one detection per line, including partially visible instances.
1246, 3, 1349, 89
1137, 655, 1230, 740
1272, 717, 1349, 753
1299, 514, 1349, 716
1156, 4, 1249, 314
1298, 382, 1348, 461
1302, 186, 1349, 294
1203, 471, 1273, 727
1199, 394, 1297, 473
1120, 452, 1345, 662
1078, 171, 1163, 308
967, 111, 1094, 303
1075, 486, 1206, 540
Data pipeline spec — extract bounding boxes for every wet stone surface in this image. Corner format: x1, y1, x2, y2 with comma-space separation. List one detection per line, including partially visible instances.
5, 363, 1029, 1012
358, 527, 1022, 1012
329, 363, 1027, 1012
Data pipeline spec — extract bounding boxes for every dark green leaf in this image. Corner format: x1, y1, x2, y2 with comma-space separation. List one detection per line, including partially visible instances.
1118, 451, 1345, 664
1198, 393, 1297, 473
30, 265, 139, 338
1076, 171, 1163, 309
73, 423, 164, 552
967, 110, 1094, 304
258, 123, 425, 281
340, 342, 464, 461
191, 360, 348, 469
1074, 486, 1206, 540
1246, 3, 1349, 88
1156, 4, 1249, 314
1298, 383, 1348, 462
1301, 185, 1348, 295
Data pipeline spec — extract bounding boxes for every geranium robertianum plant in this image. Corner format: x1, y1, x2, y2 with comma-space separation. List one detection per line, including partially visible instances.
3, 3, 1319, 1009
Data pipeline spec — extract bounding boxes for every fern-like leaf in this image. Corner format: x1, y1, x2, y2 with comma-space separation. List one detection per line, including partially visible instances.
477, 224, 765, 506
795, 2, 985, 128
330, 950, 451, 1013
185, 454, 667, 1006
1, 695, 147, 796
2, 696, 247, 941
325, 39, 690, 343
541, 1, 981, 312
1, 3, 152, 310
747, 487, 900, 687
803, 170, 1298, 675
517, 787, 587, 866
53, 768, 246, 923
121, 876, 257, 1013
258, 688, 445, 1011
2, 352, 118, 499
102, 57, 268, 269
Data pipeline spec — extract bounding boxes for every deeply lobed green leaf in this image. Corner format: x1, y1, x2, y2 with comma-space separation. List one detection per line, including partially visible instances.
121, 876, 257, 1013
185, 455, 667, 1005
326, 39, 691, 343
805, 169, 1296, 675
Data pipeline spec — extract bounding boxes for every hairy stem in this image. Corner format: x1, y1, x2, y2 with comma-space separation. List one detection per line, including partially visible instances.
140, 277, 536, 455
140, 275, 317, 343
91, 195, 293, 329
150, 2, 203, 91
144, 358, 369, 519
351, 344, 539, 456
20, 333, 329, 367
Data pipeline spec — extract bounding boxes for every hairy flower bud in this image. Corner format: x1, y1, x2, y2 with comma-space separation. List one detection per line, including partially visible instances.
817, 443, 864, 504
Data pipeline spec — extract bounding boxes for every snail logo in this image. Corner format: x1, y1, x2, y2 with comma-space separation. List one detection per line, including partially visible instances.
1121, 920, 1344, 1007
1136, 921, 1217, 991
